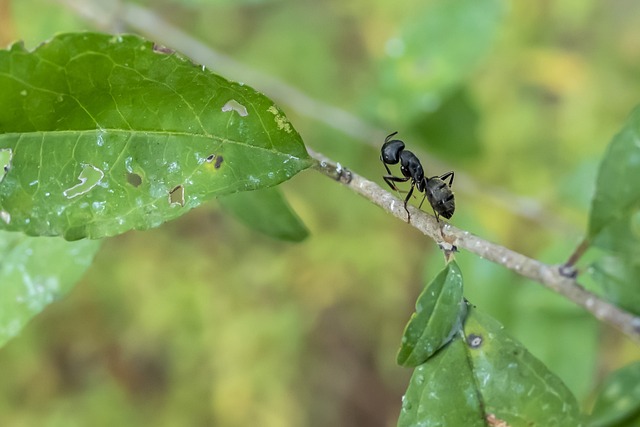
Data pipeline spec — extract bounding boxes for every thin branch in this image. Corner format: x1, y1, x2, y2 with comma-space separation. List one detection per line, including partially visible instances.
55, 0, 635, 337
54, 0, 579, 235
309, 148, 640, 342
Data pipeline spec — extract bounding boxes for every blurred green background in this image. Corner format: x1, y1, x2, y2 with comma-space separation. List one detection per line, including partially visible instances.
2, 0, 640, 425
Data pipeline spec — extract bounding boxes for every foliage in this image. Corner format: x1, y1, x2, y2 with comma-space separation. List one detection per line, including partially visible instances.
397, 263, 582, 426
587, 106, 640, 314
0, 33, 310, 240
218, 187, 309, 241
588, 361, 640, 427
396, 261, 465, 367
1, 1, 640, 426
0, 231, 101, 347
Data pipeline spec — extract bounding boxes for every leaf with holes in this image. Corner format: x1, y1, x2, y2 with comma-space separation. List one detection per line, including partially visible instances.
399, 307, 583, 427
0, 33, 311, 240
218, 187, 308, 242
463, 308, 582, 426
0, 231, 101, 347
397, 260, 466, 367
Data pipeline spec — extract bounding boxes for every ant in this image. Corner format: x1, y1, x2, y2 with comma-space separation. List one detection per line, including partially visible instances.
380, 131, 455, 223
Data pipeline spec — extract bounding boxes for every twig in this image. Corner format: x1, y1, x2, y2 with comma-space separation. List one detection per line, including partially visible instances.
54, 0, 579, 235
309, 148, 640, 342
55, 0, 636, 337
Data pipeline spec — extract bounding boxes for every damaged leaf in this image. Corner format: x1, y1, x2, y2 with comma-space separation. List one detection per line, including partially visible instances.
0, 33, 311, 240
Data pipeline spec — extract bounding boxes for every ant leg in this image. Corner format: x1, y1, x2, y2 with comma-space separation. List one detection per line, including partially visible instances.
380, 157, 394, 176
403, 184, 415, 222
432, 208, 441, 223
383, 175, 409, 192
417, 192, 428, 210
382, 175, 415, 222
417, 178, 428, 210
439, 171, 454, 187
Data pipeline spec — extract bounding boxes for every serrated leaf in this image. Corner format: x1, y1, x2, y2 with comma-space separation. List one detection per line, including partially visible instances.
463, 308, 583, 427
0, 231, 101, 347
397, 260, 466, 367
588, 361, 640, 427
588, 105, 640, 256
399, 307, 583, 427
218, 187, 309, 242
0, 33, 311, 240
398, 337, 486, 427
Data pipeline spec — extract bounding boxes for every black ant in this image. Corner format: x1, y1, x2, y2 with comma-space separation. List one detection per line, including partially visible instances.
380, 132, 455, 223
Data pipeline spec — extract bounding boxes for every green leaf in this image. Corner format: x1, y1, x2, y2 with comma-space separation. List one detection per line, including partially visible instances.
588, 105, 640, 255
463, 308, 583, 427
590, 254, 640, 315
0, 231, 101, 347
410, 88, 482, 161
218, 187, 309, 242
587, 106, 640, 314
374, 0, 504, 123
399, 307, 583, 427
588, 361, 640, 427
0, 33, 311, 240
398, 336, 486, 427
397, 260, 466, 367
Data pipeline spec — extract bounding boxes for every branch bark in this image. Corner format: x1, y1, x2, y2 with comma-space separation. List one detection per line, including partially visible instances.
55, 0, 578, 234
309, 148, 640, 342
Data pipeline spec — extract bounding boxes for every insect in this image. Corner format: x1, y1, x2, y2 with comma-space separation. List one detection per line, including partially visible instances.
380, 131, 455, 222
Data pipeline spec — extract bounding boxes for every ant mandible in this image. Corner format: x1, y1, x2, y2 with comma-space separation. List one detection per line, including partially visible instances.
380, 131, 455, 223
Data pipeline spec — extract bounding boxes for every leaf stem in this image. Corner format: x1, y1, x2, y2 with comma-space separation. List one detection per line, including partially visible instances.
563, 237, 591, 270
308, 148, 640, 342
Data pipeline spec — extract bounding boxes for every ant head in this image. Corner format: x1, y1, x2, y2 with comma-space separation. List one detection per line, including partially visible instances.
381, 136, 405, 164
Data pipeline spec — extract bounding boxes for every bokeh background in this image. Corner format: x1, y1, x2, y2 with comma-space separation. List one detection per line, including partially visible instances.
1, 0, 640, 425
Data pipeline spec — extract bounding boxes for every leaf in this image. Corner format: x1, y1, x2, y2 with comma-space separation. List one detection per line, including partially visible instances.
0, 231, 101, 347
590, 254, 640, 315
399, 307, 583, 427
397, 260, 466, 367
410, 88, 482, 161
0, 33, 311, 240
463, 308, 583, 427
588, 105, 640, 256
587, 105, 640, 314
398, 337, 486, 427
373, 0, 504, 123
588, 361, 640, 427
218, 187, 309, 242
